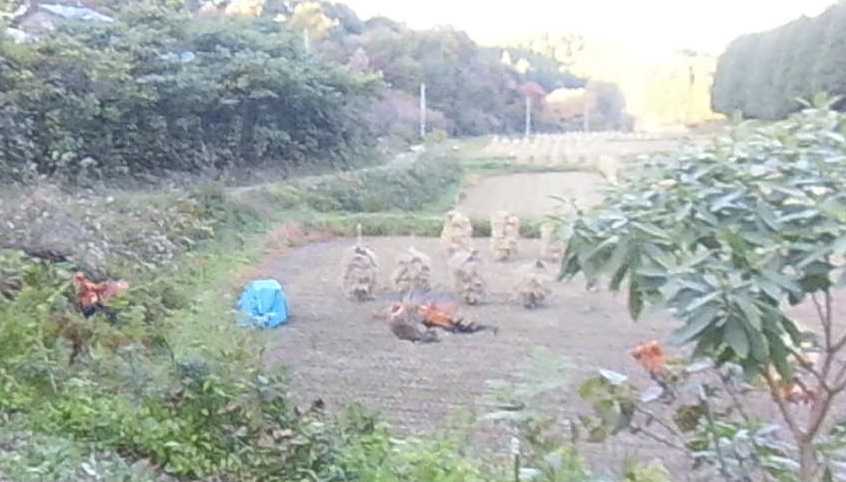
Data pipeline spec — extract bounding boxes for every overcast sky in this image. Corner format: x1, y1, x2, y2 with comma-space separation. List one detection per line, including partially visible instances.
341, 0, 836, 53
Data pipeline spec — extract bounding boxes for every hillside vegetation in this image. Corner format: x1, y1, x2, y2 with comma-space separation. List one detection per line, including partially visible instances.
0, 0, 587, 186
255, 0, 586, 136
712, 3, 846, 119
0, 2, 379, 184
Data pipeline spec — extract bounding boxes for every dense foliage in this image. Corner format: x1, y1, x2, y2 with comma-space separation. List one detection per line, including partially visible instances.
0, 2, 379, 183
712, 3, 846, 120
561, 98, 846, 480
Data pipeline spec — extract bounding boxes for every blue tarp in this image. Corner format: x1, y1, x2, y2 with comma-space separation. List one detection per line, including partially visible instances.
237, 279, 289, 329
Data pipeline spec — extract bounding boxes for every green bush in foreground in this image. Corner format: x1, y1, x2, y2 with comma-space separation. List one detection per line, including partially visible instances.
561, 99, 846, 481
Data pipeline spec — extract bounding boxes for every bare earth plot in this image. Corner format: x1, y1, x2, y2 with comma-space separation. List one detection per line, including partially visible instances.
262, 237, 675, 459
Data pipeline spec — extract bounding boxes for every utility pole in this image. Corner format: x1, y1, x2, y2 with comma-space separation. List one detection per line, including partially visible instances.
420, 82, 427, 140
687, 64, 695, 124
524, 95, 532, 137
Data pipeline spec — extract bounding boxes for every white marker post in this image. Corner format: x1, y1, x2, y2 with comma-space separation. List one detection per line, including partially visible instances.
524, 95, 532, 137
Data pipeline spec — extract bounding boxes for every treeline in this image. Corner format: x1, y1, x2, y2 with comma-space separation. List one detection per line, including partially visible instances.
297, 2, 584, 137
712, 3, 846, 119
0, 2, 379, 183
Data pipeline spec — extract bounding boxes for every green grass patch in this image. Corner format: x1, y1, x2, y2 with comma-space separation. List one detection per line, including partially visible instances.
305, 212, 542, 239
238, 154, 463, 214
461, 157, 591, 176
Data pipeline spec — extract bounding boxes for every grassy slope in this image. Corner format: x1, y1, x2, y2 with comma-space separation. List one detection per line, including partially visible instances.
0, 149, 463, 480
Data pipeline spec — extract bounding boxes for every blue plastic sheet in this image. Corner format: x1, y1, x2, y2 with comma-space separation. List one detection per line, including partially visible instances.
237, 279, 289, 329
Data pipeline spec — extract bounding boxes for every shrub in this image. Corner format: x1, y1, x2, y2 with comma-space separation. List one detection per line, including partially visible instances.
561, 100, 846, 480
0, 3, 380, 183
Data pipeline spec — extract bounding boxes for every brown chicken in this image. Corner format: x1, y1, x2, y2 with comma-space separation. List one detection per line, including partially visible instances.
404, 290, 497, 335
387, 303, 439, 343
72, 272, 128, 318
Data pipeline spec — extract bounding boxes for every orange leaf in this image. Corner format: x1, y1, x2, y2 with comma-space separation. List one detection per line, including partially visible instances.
631, 340, 667, 376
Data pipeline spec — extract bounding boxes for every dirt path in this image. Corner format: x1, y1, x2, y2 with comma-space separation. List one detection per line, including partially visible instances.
457, 172, 608, 219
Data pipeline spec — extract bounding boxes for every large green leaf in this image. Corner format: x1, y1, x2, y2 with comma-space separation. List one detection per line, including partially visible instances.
670, 306, 720, 345
725, 319, 750, 359
748, 328, 770, 363
631, 222, 671, 241
756, 200, 781, 231
733, 295, 762, 331
581, 235, 620, 266
628, 277, 644, 321
761, 271, 802, 296
609, 261, 630, 293
768, 334, 794, 380
682, 290, 721, 314
602, 235, 634, 288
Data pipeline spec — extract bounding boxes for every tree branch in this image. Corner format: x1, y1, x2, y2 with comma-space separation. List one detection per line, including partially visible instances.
811, 292, 832, 350
634, 406, 683, 440
700, 390, 732, 481
630, 425, 689, 453
763, 370, 804, 440
804, 391, 835, 444
832, 361, 846, 395
720, 373, 751, 423
825, 290, 833, 348
785, 345, 828, 390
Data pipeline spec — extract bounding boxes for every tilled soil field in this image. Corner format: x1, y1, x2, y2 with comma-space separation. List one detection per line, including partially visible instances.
256, 169, 846, 477
260, 235, 846, 475
260, 235, 680, 467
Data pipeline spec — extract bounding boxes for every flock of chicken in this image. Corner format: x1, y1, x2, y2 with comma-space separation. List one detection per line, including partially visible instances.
340, 210, 565, 343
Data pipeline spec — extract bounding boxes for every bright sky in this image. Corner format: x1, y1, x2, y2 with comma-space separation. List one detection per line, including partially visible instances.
342, 0, 836, 54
